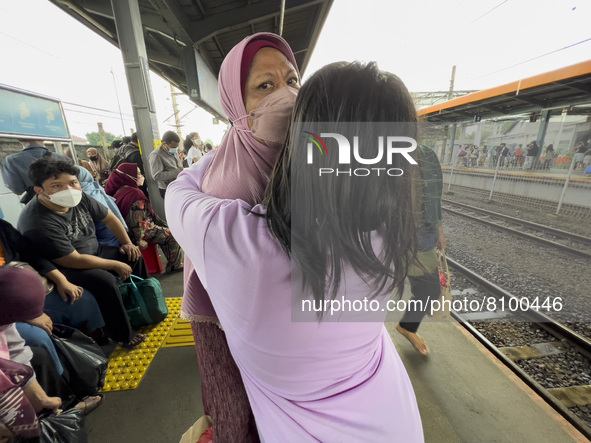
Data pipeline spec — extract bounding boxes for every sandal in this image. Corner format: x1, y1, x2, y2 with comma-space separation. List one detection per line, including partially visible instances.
120, 333, 146, 349
76, 394, 103, 416
396, 324, 429, 355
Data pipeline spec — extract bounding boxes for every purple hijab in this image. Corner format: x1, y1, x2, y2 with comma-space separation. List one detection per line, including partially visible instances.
181, 32, 300, 322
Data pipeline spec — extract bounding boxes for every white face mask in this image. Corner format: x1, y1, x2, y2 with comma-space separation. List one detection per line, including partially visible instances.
47, 189, 83, 208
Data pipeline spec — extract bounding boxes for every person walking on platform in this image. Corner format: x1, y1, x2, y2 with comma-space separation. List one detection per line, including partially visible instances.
396, 144, 446, 356
167, 60, 424, 442
148, 131, 184, 198
1, 139, 70, 204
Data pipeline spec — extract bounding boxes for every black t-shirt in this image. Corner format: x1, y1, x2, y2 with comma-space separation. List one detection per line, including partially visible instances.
17, 193, 109, 260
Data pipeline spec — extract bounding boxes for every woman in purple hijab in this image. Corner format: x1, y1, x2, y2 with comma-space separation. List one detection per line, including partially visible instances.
167, 60, 424, 440
178, 32, 300, 440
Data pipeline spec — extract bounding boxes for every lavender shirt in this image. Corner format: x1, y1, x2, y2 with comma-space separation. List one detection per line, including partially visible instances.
166, 155, 424, 442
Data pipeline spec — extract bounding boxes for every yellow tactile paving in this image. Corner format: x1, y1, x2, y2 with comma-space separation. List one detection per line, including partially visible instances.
101, 297, 183, 392
162, 319, 195, 348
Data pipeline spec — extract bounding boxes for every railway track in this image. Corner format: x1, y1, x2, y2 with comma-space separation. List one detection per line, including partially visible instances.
442, 199, 591, 259
447, 256, 591, 438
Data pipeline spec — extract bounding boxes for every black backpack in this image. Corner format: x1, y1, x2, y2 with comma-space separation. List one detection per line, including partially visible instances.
110, 145, 139, 171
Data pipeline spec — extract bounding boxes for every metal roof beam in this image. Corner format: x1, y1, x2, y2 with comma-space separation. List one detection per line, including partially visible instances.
145, 0, 194, 46
190, 0, 205, 17
190, 0, 325, 45
554, 80, 591, 94
510, 95, 545, 107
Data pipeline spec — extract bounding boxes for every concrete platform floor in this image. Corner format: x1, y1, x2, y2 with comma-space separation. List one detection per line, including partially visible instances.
86, 272, 588, 442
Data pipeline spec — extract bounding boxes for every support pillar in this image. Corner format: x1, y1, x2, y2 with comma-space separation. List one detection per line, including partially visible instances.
530, 109, 551, 170
111, 0, 164, 218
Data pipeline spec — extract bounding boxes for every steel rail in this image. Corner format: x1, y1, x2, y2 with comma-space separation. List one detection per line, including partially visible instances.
447, 256, 591, 438
446, 256, 591, 354
442, 199, 591, 244
442, 206, 591, 260
453, 313, 591, 440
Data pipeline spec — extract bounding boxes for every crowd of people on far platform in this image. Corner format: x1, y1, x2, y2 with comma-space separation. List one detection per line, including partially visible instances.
454, 138, 591, 174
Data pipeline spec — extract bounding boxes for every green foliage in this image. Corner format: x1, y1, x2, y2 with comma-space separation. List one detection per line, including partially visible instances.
85, 131, 121, 146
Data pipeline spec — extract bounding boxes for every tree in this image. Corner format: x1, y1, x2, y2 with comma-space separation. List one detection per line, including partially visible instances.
85, 131, 121, 146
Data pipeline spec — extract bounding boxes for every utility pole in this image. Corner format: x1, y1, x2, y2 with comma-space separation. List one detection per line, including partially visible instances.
111, 68, 126, 135
170, 84, 183, 141
97, 122, 110, 161
447, 65, 456, 101
441, 65, 457, 163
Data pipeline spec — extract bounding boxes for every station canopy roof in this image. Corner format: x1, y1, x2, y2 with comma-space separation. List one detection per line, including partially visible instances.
419, 60, 591, 123
49, 0, 332, 92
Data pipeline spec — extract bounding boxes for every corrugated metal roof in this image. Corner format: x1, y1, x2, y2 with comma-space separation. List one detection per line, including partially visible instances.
419, 60, 591, 122
50, 0, 332, 96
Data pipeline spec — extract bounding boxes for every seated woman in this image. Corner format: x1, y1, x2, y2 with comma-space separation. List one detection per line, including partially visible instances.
78, 166, 128, 247
105, 163, 183, 273
0, 218, 105, 340
166, 62, 423, 441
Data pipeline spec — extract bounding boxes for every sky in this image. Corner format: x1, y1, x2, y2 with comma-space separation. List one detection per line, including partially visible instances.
0, 0, 589, 143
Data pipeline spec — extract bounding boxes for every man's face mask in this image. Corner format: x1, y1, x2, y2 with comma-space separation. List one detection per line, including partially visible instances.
46, 188, 83, 208
241, 86, 298, 150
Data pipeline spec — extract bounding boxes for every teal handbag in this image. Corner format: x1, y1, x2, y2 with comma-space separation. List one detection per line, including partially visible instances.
118, 275, 168, 328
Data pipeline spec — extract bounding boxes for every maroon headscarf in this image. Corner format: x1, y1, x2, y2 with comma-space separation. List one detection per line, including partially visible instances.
105, 163, 156, 220
0, 267, 45, 327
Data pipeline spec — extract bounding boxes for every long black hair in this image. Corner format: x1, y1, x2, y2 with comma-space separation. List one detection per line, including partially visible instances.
263, 61, 419, 309
183, 132, 198, 153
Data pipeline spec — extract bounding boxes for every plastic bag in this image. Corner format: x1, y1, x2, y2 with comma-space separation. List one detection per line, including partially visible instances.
179, 415, 213, 443
50, 325, 108, 398
12, 408, 87, 443
431, 250, 452, 321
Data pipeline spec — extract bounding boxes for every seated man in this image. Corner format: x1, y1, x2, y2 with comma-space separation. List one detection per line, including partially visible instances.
17, 158, 147, 348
